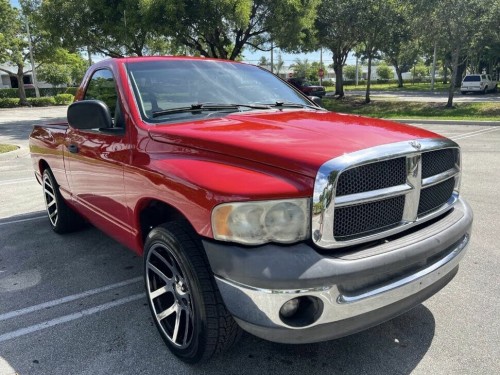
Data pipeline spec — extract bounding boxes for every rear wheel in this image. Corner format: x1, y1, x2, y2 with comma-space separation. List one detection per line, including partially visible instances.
144, 221, 241, 363
42, 168, 83, 233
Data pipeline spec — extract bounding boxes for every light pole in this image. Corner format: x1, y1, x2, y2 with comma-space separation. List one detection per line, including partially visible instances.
25, 19, 40, 98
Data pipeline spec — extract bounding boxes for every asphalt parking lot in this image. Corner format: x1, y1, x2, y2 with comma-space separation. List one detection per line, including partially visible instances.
0, 107, 499, 375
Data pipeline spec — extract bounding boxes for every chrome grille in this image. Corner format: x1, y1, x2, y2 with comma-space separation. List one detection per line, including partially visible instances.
422, 148, 457, 178
334, 196, 405, 238
312, 139, 461, 248
336, 158, 406, 196
418, 178, 456, 215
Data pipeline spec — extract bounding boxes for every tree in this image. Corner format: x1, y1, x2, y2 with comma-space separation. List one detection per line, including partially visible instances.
0, 0, 17, 62
273, 53, 285, 76
376, 63, 394, 80
414, 0, 496, 107
343, 65, 361, 81
411, 62, 429, 80
0, 1, 36, 104
310, 61, 327, 81
357, 0, 395, 103
258, 56, 270, 67
316, 0, 365, 97
40, 0, 180, 57
290, 58, 313, 79
380, 0, 419, 87
38, 48, 87, 86
137, 0, 319, 60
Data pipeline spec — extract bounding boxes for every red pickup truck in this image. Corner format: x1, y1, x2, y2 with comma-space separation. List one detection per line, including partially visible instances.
29, 56, 472, 363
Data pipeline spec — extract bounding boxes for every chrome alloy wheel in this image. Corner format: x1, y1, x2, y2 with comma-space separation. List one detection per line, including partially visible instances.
146, 244, 194, 349
43, 172, 58, 227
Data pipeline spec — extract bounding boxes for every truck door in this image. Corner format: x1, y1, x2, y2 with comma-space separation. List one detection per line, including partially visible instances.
65, 68, 133, 238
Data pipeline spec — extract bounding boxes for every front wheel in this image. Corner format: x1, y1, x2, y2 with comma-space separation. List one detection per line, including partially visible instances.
144, 222, 241, 363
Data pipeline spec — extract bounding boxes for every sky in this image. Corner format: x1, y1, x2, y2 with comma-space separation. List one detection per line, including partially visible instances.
9, 0, 356, 67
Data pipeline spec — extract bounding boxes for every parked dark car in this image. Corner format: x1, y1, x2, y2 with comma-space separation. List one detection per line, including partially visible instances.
287, 78, 326, 97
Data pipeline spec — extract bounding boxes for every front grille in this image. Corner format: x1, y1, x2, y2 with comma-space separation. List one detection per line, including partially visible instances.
422, 149, 457, 178
418, 178, 456, 215
334, 196, 405, 238
336, 158, 406, 196
323, 145, 460, 243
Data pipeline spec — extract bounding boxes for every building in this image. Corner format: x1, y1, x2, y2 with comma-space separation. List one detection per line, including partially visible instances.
0, 63, 53, 89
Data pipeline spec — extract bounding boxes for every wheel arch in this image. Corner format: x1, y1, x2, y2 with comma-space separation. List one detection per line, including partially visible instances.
136, 198, 193, 249
36, 159, 50, 183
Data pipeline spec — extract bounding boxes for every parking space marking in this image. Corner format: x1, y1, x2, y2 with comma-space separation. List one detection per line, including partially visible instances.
0, 177, 34, 186
0, 277, 142, 322
450, 127, 499, 140
0, 293, 144, 343
0, 216, 46, 226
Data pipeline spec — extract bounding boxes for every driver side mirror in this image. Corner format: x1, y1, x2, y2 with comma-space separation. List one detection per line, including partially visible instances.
67, 100, 113, 130
308, 96, 323, 108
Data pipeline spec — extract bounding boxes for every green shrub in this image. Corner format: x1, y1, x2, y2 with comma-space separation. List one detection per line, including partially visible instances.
54, 93, 74, 105
0, 86, 80, 99
0, 98, 20, 108
27, 97, 56, 106
64, 87, 78, 95
0, 89, 18, 98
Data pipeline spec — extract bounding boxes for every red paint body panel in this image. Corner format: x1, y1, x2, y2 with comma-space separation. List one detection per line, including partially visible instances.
148, 110, 440, 178
29, 57, 444, 255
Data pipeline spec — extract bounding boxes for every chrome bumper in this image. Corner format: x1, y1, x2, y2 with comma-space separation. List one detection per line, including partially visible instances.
206, 198, 473, 343
216, 232, 468, 326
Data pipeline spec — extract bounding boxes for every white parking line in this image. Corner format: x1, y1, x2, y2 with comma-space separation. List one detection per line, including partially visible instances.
0, 277, 143, 322
0, 216, 46, 226
0, 177, 35, 186
451, 127, 499, 140
0, 293, 144, 343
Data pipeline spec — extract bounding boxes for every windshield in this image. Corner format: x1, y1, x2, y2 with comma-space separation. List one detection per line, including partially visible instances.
126, 59, 311, 123
463, 75, 480, 82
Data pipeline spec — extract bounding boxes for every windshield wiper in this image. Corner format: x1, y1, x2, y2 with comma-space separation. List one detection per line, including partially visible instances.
270, 101, 322, 110
152, 103, 271, 118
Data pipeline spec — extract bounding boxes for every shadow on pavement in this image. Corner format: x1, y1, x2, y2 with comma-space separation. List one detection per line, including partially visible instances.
0, 215, 435, 375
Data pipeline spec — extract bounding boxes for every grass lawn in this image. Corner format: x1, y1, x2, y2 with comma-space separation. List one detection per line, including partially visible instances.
326, 82, 451, 92
322, 97, 500, 121
0, 144, 18, 154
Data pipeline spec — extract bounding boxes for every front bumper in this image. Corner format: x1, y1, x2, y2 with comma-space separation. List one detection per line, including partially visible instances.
203, 198, 472, 344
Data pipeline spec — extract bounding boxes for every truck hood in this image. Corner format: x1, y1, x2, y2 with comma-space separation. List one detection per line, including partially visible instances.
148, 109, 441, 178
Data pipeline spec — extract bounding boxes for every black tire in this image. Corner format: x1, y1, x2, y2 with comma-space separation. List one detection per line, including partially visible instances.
42, 168, 83, 234
144, 221, 241, 363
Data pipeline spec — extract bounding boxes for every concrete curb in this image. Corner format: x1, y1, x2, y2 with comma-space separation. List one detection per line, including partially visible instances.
0, 145, 30, 162
391, 119, 500, 126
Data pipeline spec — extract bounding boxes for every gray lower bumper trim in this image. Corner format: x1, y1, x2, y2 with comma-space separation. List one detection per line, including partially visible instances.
233, 266, 458, 344
215, 232, 468, 330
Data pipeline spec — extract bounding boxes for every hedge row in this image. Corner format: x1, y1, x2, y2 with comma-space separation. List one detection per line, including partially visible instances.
0, 94, 74, 108
0, 87, 78, 98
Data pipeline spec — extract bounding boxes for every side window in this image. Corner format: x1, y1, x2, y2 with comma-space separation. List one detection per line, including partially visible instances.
84, 69, 118, 119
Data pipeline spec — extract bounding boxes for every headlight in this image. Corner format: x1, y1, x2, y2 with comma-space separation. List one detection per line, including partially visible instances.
212, 199, 310, 245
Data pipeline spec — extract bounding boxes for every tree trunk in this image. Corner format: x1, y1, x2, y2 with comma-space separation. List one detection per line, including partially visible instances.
446, 49, 460, 108
17, 66, 29, 106
395, 65, 404, 88
455, 61, 466, 88
442, 65, 448, 84
365, 54, 373, 104
334, 64, 345, 98
333, 54, 344, 97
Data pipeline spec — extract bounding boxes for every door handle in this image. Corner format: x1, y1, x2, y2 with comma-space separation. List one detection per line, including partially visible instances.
67, 144, 79, 153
